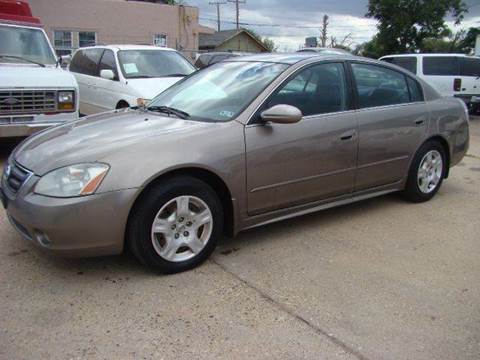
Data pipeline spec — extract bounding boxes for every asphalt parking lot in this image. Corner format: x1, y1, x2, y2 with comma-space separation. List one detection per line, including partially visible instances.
0, 117, 479, 360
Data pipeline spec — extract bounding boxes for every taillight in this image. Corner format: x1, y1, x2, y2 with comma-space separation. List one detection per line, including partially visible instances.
453, 78, 462, 92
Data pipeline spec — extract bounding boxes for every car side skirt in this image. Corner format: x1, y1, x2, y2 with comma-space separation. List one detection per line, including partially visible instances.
239, 181, 403, 232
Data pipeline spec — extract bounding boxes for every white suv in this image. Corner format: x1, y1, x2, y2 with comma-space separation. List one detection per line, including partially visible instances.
380, 53, 480, 112
69, 45, 196, 115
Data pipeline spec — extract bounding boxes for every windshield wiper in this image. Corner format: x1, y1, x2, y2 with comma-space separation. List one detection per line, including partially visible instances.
147, 105, 190, 119
127, 75, 153, 79
0, 55, 46, 67
162, 73, 189, 77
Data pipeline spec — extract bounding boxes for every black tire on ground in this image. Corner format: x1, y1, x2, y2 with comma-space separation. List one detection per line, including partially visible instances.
472, 103, 480, 115
116, 101, 130, 109
127, 176, 223, 273
401, 140, 447, 203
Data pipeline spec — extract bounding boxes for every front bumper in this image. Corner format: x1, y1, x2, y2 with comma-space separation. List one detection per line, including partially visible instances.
1, 170, 138, 257
0, 112, 78, 138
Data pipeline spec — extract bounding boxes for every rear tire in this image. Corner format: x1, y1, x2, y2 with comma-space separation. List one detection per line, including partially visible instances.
402, 140, 447, 203
127, 176, 223, 273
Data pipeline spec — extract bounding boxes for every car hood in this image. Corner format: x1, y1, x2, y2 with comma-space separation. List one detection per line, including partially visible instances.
0, 64, 78, 89
13, 109, 213, 175
126, 77, 183, 99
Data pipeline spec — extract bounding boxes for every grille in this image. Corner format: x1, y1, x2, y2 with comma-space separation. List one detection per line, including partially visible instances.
0, 90, 56, 115
3, 162, 32, 195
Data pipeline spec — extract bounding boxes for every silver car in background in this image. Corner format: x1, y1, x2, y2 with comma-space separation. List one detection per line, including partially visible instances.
1, 53, 469, 273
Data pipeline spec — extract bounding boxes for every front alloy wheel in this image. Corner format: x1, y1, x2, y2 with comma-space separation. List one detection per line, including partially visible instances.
128, 176, 223, 273
151, 195, 213, 262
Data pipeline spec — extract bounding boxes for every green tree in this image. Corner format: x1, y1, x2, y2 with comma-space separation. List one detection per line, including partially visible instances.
354, 35, 385, 59
459, 27, 480, 54
366, 0, 468, 55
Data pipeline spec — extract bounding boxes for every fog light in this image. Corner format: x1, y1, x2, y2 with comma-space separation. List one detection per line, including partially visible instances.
34, 230, 50, 247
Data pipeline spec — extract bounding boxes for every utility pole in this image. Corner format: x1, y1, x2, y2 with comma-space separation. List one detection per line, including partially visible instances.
209, 1, 226, 32
227, 0, 246, 31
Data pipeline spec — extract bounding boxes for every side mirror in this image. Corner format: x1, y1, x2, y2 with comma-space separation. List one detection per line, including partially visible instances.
58, 55, 70, 68
260, 104, 302, 124
100, 69, 115, 80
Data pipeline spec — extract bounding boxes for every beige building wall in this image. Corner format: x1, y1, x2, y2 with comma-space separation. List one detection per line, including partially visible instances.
29, 0, 199, 58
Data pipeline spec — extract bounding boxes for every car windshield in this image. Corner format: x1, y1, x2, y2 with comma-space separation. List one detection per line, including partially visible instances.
0, 25, 57, 65
117, 49, 196, 79
148, 61, 288, 122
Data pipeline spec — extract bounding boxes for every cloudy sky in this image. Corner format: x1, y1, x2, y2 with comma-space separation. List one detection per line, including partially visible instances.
185, 0, 480, 51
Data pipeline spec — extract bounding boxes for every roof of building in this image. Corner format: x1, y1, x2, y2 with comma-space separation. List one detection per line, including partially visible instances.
199, 29, 268, 51
198, 24, 216, 35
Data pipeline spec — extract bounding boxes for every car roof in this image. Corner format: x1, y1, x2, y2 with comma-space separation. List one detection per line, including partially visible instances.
298, 47, 351, 54
79, 44, 177, 52
227, 52, 357, 65
380, 53, 477, 58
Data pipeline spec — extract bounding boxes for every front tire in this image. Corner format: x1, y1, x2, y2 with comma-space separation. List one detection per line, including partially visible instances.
127, 176, 223, 273
402, 140, 447, 203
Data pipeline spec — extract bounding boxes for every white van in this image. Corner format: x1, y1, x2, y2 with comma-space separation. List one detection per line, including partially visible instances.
380, 53, 480, 112
68, 45, 196, 115
0, 3, 79, 138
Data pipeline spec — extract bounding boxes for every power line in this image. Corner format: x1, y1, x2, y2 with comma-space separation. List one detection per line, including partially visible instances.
198, 16, 376, 29
226, 0, 246, 30
209, 1, 227, 32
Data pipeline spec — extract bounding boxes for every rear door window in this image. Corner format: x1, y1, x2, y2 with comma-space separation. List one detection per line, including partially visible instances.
69, 48, 103, 76
460, 57, 480, 77
382, 56, 417, 74
423, 56, 459, 76
351, 63, 410, 108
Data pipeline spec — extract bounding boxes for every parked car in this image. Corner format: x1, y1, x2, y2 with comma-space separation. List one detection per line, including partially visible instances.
195, 52, 244, 69
1, 53, 469, 273
380, 53, 480, 113
69, 45, 196, 115
298, 47, 351, 55
0, 0, 79, 138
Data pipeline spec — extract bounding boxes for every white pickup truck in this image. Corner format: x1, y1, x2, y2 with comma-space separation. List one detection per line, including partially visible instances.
0, 3, 79, 138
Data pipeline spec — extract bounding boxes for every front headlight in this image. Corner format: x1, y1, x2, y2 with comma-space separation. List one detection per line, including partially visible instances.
35, 163, 109, 198
57, 91, 75, 111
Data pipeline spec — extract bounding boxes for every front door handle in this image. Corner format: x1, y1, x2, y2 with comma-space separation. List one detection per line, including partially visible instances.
340, 130, 356, 141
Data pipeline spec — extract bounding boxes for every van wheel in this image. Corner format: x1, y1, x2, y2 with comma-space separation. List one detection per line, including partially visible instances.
402, 140, 446, 203
127, 176, 223, 273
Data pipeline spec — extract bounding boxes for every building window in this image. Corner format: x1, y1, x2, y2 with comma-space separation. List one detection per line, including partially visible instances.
79, 32, 96, 48
153, 34, 167, 47
53, 30, 72, 56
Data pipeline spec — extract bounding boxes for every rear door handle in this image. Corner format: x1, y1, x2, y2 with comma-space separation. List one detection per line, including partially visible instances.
340, 130, 356, 141
414, 119, 425, 126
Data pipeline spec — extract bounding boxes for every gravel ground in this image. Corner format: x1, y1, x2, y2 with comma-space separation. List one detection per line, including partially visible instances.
0, 116, 479, 360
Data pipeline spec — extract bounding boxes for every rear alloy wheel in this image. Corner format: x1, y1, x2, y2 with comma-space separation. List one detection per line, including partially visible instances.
402, 141, 446, 203
128, 176, 223, 273
416, 150, 443, 194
